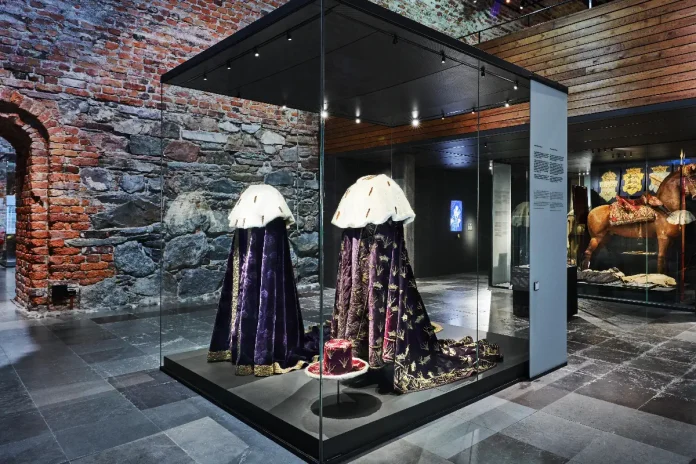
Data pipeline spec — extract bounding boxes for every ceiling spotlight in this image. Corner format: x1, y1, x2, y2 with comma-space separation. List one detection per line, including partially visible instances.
411, 118, 420, 127
441, 51, 446, 64
484, 142, 488, 148
203, 72, 208, 81
355, 118, 361, 124
471, 108, 475, 114
520, 4, 523, 9
287, 31, 292, 41
441, 111, 446, 120
514, 80, 518, 90
226, 61, 231, 70
254, 47, 260, 57
506, 0, 510, 3
321, 110, 328, 119
282, 104, 287, 110
480, 66, 486, 77
392, 34, 398, 45
504, 99, 510, 107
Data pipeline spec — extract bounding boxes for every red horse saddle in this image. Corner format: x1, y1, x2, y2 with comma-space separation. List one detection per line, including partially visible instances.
610, 196, 657, 226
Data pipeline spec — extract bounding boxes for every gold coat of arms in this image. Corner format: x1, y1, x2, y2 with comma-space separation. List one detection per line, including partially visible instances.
599, 171, 619, 202
622, 167, 644, 195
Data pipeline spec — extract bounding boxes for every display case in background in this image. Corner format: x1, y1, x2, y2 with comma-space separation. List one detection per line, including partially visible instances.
158, 0, 567, 462
572, 151, 696, 310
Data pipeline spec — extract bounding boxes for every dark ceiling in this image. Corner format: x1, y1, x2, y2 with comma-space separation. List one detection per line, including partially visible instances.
162, 0, 566, 127
334, 100, 696, 174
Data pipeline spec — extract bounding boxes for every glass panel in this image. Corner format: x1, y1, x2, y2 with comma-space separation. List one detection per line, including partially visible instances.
577, 148, 694, 310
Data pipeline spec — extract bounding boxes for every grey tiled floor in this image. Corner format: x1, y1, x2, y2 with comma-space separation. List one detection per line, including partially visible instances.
0, 268, 695, 463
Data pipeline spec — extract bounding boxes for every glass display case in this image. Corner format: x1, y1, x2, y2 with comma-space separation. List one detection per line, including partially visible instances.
158, 0, 567, 461
572, 151, 696, 310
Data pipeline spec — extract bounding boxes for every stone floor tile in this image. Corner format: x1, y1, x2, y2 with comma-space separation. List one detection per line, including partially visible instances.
601, 365, 677, 392
29, 379, 115, 408
119, 379, 196, 410
53, 409, 160, 460
567, 432, 691, 464
17, 365, 103, 392
0, 431, 67, 464
547, 371, 597, 392
574, 375, 657, 410
580, 346, 636, 365
449, 433, 567, 464
352, 438, 453, 464
639, 388, 696, 427
500, 411, 602, 459
542, 393, 696, 458
454, 394, 508, 422
77, 345, 146, 365
69, 433, 193, 464
624, 354, 692, 377
0, 383, 36, 418
165, 417, 249, 464
510, 385, 571, 410
39, 390, 137, 432
403, 413, 496, 459
0, 410, 50, 445
91, 354, 159, 378
470, 401, 536, 432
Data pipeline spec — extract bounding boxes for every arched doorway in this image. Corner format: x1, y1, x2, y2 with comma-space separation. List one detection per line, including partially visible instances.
0, 137, 16, 303
0, 104, 51, 311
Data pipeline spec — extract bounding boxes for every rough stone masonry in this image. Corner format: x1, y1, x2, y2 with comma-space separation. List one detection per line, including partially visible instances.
0, 0, 582, 311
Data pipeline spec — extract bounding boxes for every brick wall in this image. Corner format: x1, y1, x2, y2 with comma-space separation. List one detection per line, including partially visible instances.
0, 0, 587, 311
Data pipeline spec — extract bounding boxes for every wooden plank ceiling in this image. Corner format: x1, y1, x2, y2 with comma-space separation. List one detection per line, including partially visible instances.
480, 0, 696, 117
327, 0, 696, 155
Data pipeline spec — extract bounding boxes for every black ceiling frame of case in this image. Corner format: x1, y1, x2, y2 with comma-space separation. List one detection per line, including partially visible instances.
161, 0, 567, 97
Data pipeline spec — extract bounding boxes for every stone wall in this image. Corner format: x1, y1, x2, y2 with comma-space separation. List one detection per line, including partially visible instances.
0, 0, 587, 311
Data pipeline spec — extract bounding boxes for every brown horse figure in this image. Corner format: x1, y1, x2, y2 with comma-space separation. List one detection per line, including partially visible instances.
583, 164, 696, 273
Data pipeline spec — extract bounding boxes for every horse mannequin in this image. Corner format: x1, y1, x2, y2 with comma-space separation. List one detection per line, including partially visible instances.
583, 164, 696, 273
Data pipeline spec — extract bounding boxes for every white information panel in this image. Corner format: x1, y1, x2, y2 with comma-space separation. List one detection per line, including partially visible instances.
529, 80, 568, 378
491, 163, 511, 286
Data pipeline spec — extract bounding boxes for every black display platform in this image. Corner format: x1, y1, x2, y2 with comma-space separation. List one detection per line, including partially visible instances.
577, 281, 680, 304
162, 324, 528, 463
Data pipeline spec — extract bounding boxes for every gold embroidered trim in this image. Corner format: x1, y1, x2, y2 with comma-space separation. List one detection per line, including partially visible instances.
236, 360, 310, 377
236, 365, 254, 376
230, 230, 241, 356
207, 350, 232, 362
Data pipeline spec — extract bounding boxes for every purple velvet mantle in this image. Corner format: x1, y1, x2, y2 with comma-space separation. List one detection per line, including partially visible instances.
331, 220, 502, 393
208, 218, 316, 376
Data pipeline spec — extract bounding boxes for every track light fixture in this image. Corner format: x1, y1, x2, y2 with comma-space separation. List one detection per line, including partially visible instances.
355, 117, 361, 124
321, 110, 328, 119
471, 108, 475, 114
254, 47, 260, 57
282, 104, 287, 110
514, 80, 518, 90
441, 111, 445, 120
441, 51, 446, 64
287, 31, 292, 41
226, 61, 231, 70
203, 72, 208, 81
236, 89, 241, 98
504, 99, 510, 107
411, 118, 420, 127
480, 66, 486, 77
392, 34, 398, 45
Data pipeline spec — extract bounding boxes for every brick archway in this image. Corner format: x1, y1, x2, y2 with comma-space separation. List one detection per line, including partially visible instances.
0, 89, 72, 311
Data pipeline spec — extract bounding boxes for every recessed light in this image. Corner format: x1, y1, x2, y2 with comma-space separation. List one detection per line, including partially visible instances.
411, 118, 420, 127
355, 118, 361, 124
254, 47, 260, 57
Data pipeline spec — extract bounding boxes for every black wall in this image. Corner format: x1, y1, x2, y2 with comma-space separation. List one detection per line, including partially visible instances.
414, 167, 493, 278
